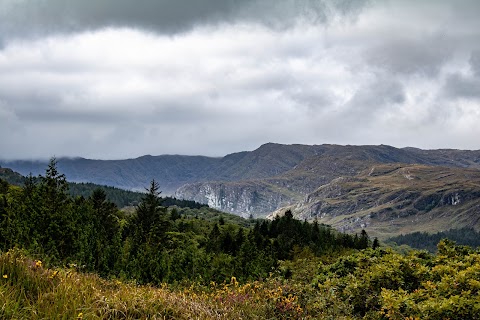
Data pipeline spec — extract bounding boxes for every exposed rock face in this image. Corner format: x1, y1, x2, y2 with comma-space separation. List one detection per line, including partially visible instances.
175, 155, 375, 216
175, 180, 294, 218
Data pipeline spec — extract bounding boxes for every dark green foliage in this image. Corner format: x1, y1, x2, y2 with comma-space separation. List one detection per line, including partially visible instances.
161, 197, 206, 209
69, 183, 207, 209
68, 182, 143, 207
388, 227, 480, 252
0, 179, 9, 194
0, 167, 26, 186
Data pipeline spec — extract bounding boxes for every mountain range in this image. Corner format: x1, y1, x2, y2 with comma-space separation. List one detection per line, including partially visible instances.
2, 143, 480, 238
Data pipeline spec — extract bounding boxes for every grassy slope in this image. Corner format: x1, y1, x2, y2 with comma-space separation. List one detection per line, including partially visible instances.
0, 248, 315, 319
0, 249, 236, 319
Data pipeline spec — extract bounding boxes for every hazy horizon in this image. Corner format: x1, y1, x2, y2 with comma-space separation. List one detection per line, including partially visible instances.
2, 141, 480, 162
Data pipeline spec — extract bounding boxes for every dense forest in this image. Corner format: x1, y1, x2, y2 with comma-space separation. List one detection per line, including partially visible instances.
387, 227, 480, 252
0, 158, 368, 285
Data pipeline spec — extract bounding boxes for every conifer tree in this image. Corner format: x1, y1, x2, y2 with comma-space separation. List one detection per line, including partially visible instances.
37, 157, 74, 260
135, 179, 167, 243
89, 188, 120, 273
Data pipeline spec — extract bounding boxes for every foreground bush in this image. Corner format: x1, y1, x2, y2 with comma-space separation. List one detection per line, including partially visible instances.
313, 240, 480, 319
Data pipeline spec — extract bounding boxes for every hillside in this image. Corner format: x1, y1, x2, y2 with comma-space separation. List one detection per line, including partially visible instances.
0, 155, 220, 194
175, 144, 480, 217
270, 164, 480, 239
0, 167, 207, 209
175, 154, 375, 217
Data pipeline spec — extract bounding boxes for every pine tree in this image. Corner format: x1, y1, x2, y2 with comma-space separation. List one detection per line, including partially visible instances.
37, 157, 74, 260
135, 179, 167, 243
89, 188, 120, 274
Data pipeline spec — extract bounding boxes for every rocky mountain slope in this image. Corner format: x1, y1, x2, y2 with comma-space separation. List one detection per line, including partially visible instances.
175, 144, 480, 217
270, 164, 480, 239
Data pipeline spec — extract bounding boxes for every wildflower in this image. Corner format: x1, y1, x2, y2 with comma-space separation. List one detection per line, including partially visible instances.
77, 312, 83, 319
2, 274, 7, 279
35, 260, 42, 267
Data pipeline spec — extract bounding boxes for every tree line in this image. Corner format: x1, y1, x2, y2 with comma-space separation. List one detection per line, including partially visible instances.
0, 167, 206, 209
388, 227, 480, 252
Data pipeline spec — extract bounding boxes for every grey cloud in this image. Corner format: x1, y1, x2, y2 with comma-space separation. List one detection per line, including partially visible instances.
0, 0, 370, 41
290, 89, 332, 112
440, 50, 480, 100
345, 76, 405, 117
470, 51, 480, 76
14, 106, 128, 124
444, 73, 480, 99
301, 75, 407, 145
365, 35, 453, 77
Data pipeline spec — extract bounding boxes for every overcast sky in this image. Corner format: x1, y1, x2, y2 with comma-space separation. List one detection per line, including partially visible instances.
1, 0, 480, 160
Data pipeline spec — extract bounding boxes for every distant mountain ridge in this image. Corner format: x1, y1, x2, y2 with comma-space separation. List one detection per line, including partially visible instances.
2, 143, 480, 231
0, 155, 219, 194
3, 143, 480, 191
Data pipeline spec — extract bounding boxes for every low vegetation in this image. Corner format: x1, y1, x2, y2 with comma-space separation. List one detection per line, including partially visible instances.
2, 240, 480, 319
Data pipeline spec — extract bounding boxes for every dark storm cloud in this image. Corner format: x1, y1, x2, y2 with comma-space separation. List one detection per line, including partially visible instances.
0, 0, 371, 40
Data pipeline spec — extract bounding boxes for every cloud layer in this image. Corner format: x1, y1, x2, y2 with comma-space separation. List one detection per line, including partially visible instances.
1, 0, 480, 159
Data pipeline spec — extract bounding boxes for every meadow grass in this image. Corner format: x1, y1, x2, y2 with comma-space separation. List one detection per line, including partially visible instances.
0, 249, 309, 319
